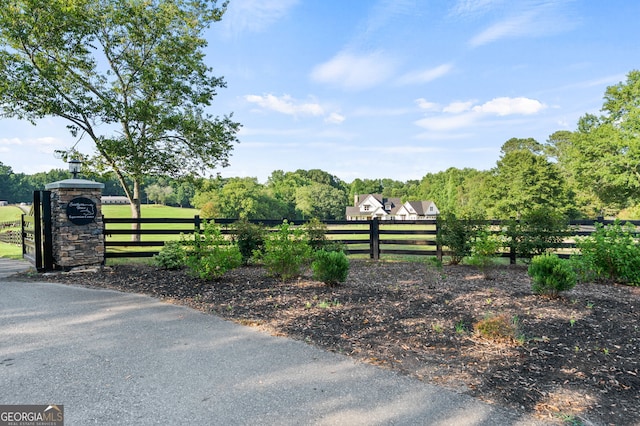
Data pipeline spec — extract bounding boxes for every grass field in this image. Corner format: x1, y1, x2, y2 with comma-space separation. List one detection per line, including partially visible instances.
0, 205, 23, 222
0, 206, 24, 259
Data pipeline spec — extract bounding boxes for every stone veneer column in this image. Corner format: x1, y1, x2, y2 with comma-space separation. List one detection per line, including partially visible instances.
44, 179, 105, 270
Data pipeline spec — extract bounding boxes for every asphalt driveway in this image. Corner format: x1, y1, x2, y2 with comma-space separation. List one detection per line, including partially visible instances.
0, 259, 546, 425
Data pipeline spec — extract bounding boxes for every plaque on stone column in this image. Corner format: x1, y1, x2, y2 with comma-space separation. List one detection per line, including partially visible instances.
66, 197, 97, 225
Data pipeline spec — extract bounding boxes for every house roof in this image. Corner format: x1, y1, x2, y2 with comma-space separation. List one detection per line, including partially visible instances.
405, 200, 436, 215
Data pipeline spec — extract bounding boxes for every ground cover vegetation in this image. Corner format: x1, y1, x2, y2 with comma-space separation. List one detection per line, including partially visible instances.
21, 219, 640, 425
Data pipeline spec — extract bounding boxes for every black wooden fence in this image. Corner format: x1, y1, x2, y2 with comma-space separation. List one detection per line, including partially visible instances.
103, 216, 640, 262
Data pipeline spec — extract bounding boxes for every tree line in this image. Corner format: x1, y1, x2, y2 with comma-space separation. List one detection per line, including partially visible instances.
2, 70, 640, 220
0, 2, 638, 223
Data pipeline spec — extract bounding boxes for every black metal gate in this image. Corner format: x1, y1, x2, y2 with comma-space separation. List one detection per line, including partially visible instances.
22, 190, 54, 272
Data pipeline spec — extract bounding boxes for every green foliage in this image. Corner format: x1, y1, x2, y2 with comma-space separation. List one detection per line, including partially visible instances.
574, 220, 640, 285
261, 221, 312, 282
437, 212, 483, 265
528, 253, 577, 297
186, 221, 242, 280
506, 208, 569, 261
466, 229, 503, 278
490, 145, 572, 219
232, 219, 265, 265
153, 241, 186, 270
0, 0, 238, 218
311, 249, 350, 286
303, 217, 329, 251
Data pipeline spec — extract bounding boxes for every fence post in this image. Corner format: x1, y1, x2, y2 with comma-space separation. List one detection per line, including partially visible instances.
435, 219, 443, 262
194, 215, 201, 247
369, 217, 380, 260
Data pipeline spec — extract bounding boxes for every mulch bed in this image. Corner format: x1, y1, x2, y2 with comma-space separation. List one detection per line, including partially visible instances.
19, 260, 640, 425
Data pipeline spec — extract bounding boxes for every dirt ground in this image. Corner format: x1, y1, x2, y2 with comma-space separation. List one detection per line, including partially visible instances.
20, 260, 640, 425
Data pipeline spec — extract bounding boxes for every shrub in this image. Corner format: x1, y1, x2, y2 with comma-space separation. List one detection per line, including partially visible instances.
505, 209, 569, 262
232, 219, 265, 265
261, 220, 312, 282
574, 220, 640, 285
437, 212, 484, 265
311, 249, 349, 286
466, 228, 503, 279
528, 253, 577, 297
473, 314, 521, 344
303, 217, 328, 251
153, 241, 186, 270
186, 221, 242, 280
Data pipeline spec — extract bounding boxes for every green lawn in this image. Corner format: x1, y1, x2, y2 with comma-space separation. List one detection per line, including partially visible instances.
0, 205, 23, 222
0, 206, 23, 259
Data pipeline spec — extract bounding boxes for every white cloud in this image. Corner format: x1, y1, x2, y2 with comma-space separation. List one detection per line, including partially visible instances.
415, 96, 546, 131
0, 137, 23, 146
244, 94, 324, 117
397, 63, 453, 86
324, 112, 345, 124
415, 99, 440, 111
468, 1, 580, 47
450, 0, 504, 17
473, 97, 546, 115
220, 0, 299, 35
310, 51, 397, 91
443, 101, 475, 114
469, 13, 534, 47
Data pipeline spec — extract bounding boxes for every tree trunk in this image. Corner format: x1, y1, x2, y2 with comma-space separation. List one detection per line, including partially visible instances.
130, 179, 142, 242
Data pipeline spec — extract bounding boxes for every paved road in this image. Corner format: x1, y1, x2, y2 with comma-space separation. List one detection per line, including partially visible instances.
0, 259, 548, 425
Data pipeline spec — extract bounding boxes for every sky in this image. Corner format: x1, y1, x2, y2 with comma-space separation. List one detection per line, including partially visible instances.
1, 0, 639, 184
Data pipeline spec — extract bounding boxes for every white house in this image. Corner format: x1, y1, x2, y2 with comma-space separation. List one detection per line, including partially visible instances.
345, 194, 439, 220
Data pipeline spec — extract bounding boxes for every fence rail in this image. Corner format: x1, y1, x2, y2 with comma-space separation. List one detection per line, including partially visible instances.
103, 216, 640, 261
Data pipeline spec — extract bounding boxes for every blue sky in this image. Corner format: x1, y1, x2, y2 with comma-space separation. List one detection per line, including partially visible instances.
1, 0, 639, 183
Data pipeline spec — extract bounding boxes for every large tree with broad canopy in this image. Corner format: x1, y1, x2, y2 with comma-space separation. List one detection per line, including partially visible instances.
0, 0, 239, 229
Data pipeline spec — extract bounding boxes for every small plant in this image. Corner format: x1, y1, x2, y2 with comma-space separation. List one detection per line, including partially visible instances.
431, 323, 444, 333
473, 314, 521, 344
455, 320, 467, 335
436, 212, 484, 265
186, 221, 242, 280
505, 208, 569, 262
153, 241, 186, 270
466, 229, 503, 279
574, 220, 640, 285
303, 218, 329, 251
261, 220, 312, 282
232, 219, 265, 265
311, 249, 350, 286
528, 253, 577, 298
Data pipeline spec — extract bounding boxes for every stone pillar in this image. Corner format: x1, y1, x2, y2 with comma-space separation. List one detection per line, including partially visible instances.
44, 179, 105, 270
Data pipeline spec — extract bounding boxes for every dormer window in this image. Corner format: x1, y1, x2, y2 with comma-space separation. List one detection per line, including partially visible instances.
363, 205, 370, 211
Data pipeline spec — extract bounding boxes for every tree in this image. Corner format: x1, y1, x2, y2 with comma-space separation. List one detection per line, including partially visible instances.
564, 70, 640, 209
0, 0, 239, 236
295, 183, 347, 220
145, 183, 173, 205
490, 139, 572, 219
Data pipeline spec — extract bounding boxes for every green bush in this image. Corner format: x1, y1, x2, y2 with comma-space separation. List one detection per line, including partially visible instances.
303, 217, 328, 251
261, 220, 312, 282
437, 212, 484, 265
505, 209, 569, 262
574, 220, 640, 285
153, 241, 186, 270
233, 219, 265, 265
186, 221, 242, 280
528, 253, 577, 297
311, 249, 349, 286
466, 229, 503, 279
